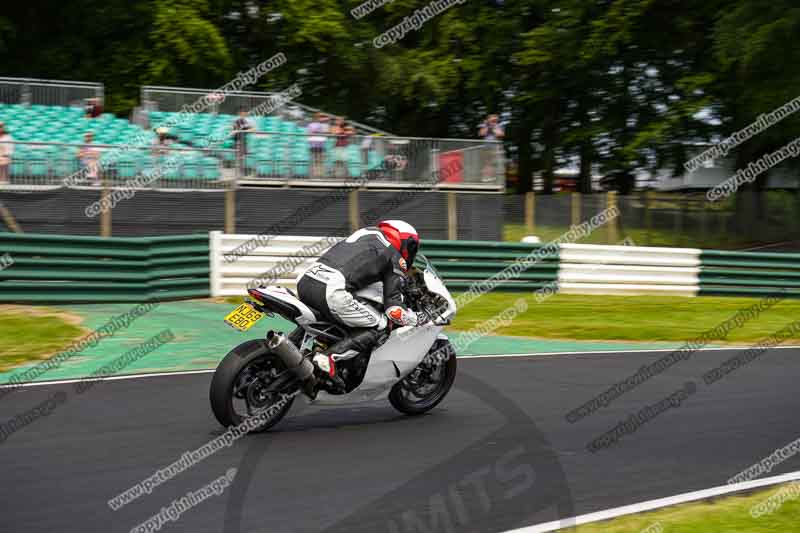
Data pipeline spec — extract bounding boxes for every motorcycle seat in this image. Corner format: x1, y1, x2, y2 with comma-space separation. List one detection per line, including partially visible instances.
248, 286, 322, 325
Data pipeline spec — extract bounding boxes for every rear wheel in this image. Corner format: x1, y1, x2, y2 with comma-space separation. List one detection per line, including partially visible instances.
210, 339, 297, 432
389, 338, 457, 415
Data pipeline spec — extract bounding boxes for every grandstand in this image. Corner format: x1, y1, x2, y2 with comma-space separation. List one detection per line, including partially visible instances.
0, 77, 504, 191
146, 110, 385, 179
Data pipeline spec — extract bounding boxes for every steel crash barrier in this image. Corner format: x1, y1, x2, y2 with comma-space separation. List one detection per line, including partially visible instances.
210, 233, 800, 299
2, 232, 800, 303
0, 232, 209, 302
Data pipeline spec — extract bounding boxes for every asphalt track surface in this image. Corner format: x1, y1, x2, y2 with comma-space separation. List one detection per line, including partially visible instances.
1, 347, 799, 533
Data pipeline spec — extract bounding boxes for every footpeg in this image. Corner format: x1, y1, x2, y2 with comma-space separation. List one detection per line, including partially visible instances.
313, 354, 347, 392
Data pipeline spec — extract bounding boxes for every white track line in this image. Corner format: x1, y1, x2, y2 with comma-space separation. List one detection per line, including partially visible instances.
502, 470, 800, 532
1, 345, 799, 390
0, 369, 215, 389
464, 344, 800, 359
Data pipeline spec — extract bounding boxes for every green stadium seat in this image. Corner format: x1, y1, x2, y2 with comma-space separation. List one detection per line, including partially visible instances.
202, 157, 221, 179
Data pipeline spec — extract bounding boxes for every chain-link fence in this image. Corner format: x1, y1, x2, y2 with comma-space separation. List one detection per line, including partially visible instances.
503, 191, 800, 250
237, 132, 504, 188
140, 86, 385, 135
0, 77, 103, 107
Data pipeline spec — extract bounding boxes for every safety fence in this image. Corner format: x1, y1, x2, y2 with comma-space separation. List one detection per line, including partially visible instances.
699, 249, 800, 298
140, 85, 387, 135
239, 132, 503, 188
210, 232, 335, 296
0, 140, 234, 190
209, 234, 800, 299
3, 232, 799, 303
504, 191, 800, 250
0, 77, 103, 107
0, 233, 209, 303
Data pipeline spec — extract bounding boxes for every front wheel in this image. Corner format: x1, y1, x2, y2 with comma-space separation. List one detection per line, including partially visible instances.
389, 338, 457, 415
210, 339, 297, 432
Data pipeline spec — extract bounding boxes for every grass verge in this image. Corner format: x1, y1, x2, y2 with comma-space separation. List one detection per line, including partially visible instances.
449, 293, 800, 344
0, 305, 86, 372
568, 482, 800, 532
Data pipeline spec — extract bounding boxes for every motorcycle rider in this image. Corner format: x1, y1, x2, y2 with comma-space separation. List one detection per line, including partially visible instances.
296, 220, 421, 393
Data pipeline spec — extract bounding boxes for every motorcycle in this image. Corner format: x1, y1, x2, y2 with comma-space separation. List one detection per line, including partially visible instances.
209, 254, 458, 432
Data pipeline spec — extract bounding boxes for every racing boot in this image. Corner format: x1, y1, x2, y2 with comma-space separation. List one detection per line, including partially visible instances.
313, 328, 386, 393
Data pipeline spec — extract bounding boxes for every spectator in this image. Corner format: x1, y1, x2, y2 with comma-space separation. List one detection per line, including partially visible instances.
78, 132, 101, 186
152, 127, 176, 157
360, 133, 378, 177
85, 98, 103, 119
307, 113, 329, 178
479, 114, 505, 181
0, 122, 13, 184
384, 138, 410, 181
288, 105, 304, 123
332, 117, 353, 178
232, 108, 255, 173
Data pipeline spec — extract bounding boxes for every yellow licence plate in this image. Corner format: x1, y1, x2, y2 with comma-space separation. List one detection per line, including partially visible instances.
224, 303, 265, 332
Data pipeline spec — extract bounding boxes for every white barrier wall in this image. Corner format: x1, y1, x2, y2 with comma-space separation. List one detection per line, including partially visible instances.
556, 243, 701, 297
210, 231, 338, 297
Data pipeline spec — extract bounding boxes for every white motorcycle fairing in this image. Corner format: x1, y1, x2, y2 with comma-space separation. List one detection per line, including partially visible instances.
311, 323, 444, 405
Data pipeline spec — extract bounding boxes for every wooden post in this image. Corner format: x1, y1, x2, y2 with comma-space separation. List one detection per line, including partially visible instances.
675, 196, 684, 247
571, 192, 581, 227
0, 201, 22, 233
224, 188, 236, 234
525, 191, 535, 234
100, 181, 112, 237
447, 191, 458, 240
644, 190, 652, 246
607, 191, 619, 243
349, 190, 360, 233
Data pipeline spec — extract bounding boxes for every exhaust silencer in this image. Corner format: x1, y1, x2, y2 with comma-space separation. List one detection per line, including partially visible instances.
267, 331, 314, 381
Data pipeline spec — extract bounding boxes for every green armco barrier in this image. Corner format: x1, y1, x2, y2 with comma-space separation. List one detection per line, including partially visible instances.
421, 239, 558, 290
422, 240, 800, 297
698, 249, 800, 298
0, 232, 210, 303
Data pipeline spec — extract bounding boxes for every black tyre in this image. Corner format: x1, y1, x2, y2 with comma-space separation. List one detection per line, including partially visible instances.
389, 338, 457, 415
210, 339, 296, 432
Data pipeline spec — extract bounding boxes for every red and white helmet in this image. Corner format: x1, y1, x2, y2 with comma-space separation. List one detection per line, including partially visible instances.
378, 220, 420, 266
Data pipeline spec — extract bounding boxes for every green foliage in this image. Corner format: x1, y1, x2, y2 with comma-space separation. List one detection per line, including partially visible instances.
1, 0, 797, 193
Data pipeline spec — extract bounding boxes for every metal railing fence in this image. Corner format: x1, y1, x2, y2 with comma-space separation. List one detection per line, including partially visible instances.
0, 140, 235, 190
0, 77, 103, 107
